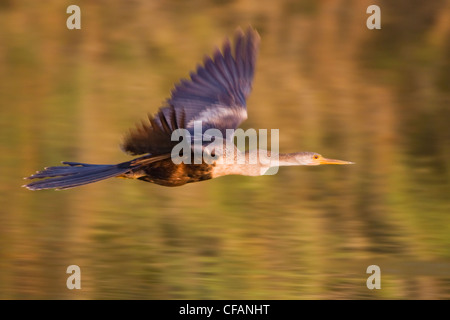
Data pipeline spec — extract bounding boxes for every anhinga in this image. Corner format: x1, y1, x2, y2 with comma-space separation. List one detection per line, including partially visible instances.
24, 27, 353, 190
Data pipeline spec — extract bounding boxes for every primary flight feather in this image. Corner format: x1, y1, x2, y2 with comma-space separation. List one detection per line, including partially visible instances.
24, 27, 353, 191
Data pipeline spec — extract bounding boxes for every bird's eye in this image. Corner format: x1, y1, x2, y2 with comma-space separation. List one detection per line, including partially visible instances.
313, 155, 319, 160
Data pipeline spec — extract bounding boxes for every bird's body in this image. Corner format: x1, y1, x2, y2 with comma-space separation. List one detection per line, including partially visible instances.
123, 156, 215, 187
24, 27, 353, 191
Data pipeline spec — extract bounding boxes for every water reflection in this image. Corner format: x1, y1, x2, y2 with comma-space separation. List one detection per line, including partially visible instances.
0, 1, 449, 299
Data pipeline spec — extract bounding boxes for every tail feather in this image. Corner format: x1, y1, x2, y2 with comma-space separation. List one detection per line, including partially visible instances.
23, 161, 133, 190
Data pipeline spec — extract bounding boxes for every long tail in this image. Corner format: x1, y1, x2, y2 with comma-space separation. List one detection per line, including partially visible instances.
23, 161, 134, 190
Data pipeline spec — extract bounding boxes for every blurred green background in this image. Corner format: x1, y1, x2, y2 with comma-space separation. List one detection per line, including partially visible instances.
1, 0, 449, 299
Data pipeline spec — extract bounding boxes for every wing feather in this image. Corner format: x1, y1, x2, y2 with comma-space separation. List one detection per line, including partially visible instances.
122, 27, 260, 155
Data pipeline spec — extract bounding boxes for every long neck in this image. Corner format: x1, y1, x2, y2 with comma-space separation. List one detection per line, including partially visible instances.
244, 150, 302, 170
213, 150, 301, 177
276, 153, 301, 166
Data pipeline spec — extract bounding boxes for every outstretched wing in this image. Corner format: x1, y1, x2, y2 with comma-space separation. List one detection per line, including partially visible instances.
122, 27, 260, 156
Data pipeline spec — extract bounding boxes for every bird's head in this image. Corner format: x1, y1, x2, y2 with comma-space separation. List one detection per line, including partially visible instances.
294, 152, 354, 166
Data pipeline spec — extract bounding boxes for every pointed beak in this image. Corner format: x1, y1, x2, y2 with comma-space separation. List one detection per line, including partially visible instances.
319, 157, 355, 165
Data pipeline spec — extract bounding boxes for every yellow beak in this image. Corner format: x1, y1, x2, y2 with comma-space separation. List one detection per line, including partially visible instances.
319, 157, 355, 165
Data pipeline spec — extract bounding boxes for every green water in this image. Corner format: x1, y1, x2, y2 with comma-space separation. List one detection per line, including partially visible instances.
0, 1, 449, 299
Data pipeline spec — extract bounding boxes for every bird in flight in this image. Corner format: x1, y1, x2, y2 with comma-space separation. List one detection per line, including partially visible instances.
24, 27, 353, 190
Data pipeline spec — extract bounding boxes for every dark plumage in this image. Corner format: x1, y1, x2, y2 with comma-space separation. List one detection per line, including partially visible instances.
24, 27, 260, 190
24, 27, 354, 191
122, 27, 258, 155
132, 160, 215, 187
